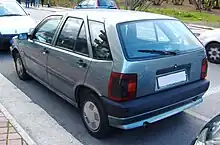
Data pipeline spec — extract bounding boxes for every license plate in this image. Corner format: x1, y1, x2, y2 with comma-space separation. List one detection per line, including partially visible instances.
157, 71, 187, 88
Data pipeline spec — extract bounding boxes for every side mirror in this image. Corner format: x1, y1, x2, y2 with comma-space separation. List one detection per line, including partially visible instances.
18, 33, 28, 40
191, 114, 220, 145
27, 13, 30, 16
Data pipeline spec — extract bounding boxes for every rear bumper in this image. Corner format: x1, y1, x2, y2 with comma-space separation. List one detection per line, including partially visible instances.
101, 80, 210, 129
0, 34, 17, 49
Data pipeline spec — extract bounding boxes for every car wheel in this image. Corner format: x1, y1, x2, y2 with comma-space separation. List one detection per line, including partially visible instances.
80, 91, 112, 138
206, 42, 220, 64
14, 53, 30, 80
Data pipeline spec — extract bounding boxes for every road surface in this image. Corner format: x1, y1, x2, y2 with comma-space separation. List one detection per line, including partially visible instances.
0, 7, 220, 145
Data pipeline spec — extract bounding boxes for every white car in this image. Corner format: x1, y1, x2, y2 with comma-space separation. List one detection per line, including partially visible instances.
197, 28, 220, 64
0, 0, 36, 50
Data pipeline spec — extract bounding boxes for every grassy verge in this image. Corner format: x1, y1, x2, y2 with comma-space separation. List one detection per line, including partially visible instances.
146, 8, 220, 27
50, 0, 76, 8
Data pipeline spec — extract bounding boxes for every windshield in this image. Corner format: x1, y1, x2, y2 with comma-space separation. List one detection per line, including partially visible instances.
117, 19, 203, 59
0, 2, 27, 16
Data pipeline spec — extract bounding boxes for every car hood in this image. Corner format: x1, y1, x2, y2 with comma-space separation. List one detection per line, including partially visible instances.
0, 16, 37, 35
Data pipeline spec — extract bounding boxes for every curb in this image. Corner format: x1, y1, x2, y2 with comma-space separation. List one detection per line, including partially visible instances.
0, 103, 37, 145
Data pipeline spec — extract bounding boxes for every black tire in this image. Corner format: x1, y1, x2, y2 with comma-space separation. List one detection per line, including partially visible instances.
80, 91, 112, 139
14, 53, 30, 80
205, 42, 220, 64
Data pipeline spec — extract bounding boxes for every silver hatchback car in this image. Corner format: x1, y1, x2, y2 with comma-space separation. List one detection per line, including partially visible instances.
11, 9, 210, 138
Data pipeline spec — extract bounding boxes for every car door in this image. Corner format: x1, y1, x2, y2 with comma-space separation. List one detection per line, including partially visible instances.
23, 15, 62, 83
47, 16, 91, 100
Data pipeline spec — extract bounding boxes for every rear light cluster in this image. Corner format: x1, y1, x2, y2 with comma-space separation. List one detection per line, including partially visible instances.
201, 58, 208, 79
108, 72, 137, 102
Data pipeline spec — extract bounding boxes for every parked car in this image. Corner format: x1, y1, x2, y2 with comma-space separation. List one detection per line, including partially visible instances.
0, 0, 36, 50
197, 29, 220, 64
191, 114, 220, 145
74, 0, 118, 9
11, 9, 210, 138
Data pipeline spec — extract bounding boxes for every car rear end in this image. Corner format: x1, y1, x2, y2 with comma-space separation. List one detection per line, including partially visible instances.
102, 19, 210, 129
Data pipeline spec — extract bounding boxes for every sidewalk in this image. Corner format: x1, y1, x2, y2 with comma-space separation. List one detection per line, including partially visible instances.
0, 73, 83, 145
0, 111, 28, 145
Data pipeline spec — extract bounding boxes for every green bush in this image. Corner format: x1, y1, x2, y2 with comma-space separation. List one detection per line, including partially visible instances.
49, 0, 77, 7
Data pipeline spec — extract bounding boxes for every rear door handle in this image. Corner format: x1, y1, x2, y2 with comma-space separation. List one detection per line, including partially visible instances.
76, 59, 87, 68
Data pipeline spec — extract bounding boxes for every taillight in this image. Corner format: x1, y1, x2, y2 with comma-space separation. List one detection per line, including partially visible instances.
201, 58, 208, 79
108, 72, 137, 102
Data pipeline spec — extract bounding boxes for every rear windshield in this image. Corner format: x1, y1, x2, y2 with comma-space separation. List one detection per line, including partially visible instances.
117, 19, 203, 59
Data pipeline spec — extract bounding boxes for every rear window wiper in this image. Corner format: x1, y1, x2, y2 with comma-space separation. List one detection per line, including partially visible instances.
138, 49, 177, 56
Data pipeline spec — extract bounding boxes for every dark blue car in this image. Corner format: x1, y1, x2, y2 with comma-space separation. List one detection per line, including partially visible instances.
74, 0, 119, 9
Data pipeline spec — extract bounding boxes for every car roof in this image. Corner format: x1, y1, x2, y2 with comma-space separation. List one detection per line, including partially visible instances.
56, 9, 177, 25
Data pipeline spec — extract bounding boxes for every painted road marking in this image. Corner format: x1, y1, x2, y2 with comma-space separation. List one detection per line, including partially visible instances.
185, 110, 210, 122
203, 85, 220, 98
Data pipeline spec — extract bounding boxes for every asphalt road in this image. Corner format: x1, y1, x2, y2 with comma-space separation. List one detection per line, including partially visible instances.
0, 7, 220, 145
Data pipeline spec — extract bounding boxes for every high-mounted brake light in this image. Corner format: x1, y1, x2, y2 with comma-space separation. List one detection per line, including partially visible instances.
201, 58, 208, 79
108, 72, 137, 102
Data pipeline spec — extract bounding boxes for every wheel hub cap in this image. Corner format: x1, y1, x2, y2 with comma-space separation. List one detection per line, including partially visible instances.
83, 101, 100, 131
209, 47, 220, 60
16, 58, 23, 76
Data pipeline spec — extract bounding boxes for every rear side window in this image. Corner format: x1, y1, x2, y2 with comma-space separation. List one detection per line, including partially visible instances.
118, 20, 203, 60
89, 21, 112, 60
56, 17, 83, 51
74, 23, 89, 55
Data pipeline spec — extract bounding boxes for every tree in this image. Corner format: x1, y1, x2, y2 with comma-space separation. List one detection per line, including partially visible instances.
124, 0, 153, 10
189, 0, 193, 4
213, 0, 220, 8
193, 0, 217, 11
153, 0, 168, 5
172, 0, 184, 5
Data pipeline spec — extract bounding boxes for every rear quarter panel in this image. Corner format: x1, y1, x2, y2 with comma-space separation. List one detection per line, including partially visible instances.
84, 60, 113, 97
84, 21, 124, 97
